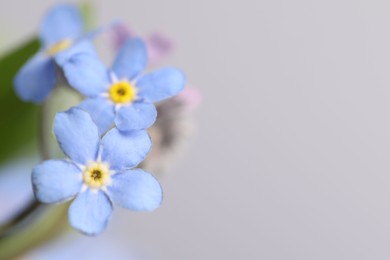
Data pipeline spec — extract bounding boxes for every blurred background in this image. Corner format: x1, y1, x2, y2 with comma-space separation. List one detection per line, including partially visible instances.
2, 0, 390, 259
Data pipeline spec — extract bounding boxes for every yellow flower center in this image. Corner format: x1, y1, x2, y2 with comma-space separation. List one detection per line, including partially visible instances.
83, 162, 111, 189
109, 81, 137, 104
46, 39, 72, 56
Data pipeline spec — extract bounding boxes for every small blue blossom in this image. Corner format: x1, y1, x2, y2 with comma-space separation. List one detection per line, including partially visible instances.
14, 4, 95, 103
32, 108, 162, 235
62, 38, 186, 134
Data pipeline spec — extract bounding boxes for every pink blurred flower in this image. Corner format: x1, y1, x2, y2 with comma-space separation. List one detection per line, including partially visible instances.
176, 87, 202, 113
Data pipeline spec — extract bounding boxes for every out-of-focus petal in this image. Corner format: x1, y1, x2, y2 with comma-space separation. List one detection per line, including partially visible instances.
136, 67, 186, 102
32, 160, 82, 204
145, 32, 173, 65
69, 189, 113, 235
54, 40, 97, 67
54, 108, 100, 165
40, 4, 83, 46
101, 128, 151, 171
111, 38, 147, 80
79, 97, 115, 135
108, 169, 162, 211
111, 22, 133, 50
13, 53, 56, 103
177, 87, 202, 113
115, 102, 157, 131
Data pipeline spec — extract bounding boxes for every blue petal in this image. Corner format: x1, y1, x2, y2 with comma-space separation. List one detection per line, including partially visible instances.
101, 128, 151, 171
32, 160, 82, 204
54, 40, 97, 67
40, 4, 83, 46
136, 67, 186, 102
115, 102, 157, 131
62, 52, 110, 96
69, 189, 112, 235
111, 38, 147, 80
54, 108, 100, 165
79, 97, 115, 135
108, 169, 162, 211
13, 53, 56, 103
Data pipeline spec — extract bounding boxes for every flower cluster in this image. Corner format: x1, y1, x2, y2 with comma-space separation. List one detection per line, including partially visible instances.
15, 4, 186, 235
110, 23, 201, 173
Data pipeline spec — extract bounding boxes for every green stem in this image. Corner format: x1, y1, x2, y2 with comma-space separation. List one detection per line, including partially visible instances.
0, 203, 70, 259
0, 102, 50, 236
38, 100, 51, 161
0, 99, 71, 259
0, 200, 42, 236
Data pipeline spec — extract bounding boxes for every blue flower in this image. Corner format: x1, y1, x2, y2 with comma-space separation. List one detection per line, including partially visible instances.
62, 38, 186, 134
14, 4, 95, 103
32, 108, 162, 235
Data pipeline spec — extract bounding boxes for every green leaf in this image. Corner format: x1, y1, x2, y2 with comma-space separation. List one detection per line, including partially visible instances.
0, 38, 40, 164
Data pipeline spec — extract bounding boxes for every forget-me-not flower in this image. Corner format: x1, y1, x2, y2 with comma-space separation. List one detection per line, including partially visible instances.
32, 108, 162, 235
14, 4, 95, 103
62, 38, 186, 134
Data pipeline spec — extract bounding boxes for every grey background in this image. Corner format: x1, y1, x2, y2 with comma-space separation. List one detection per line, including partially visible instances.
2, 0, 390, 259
